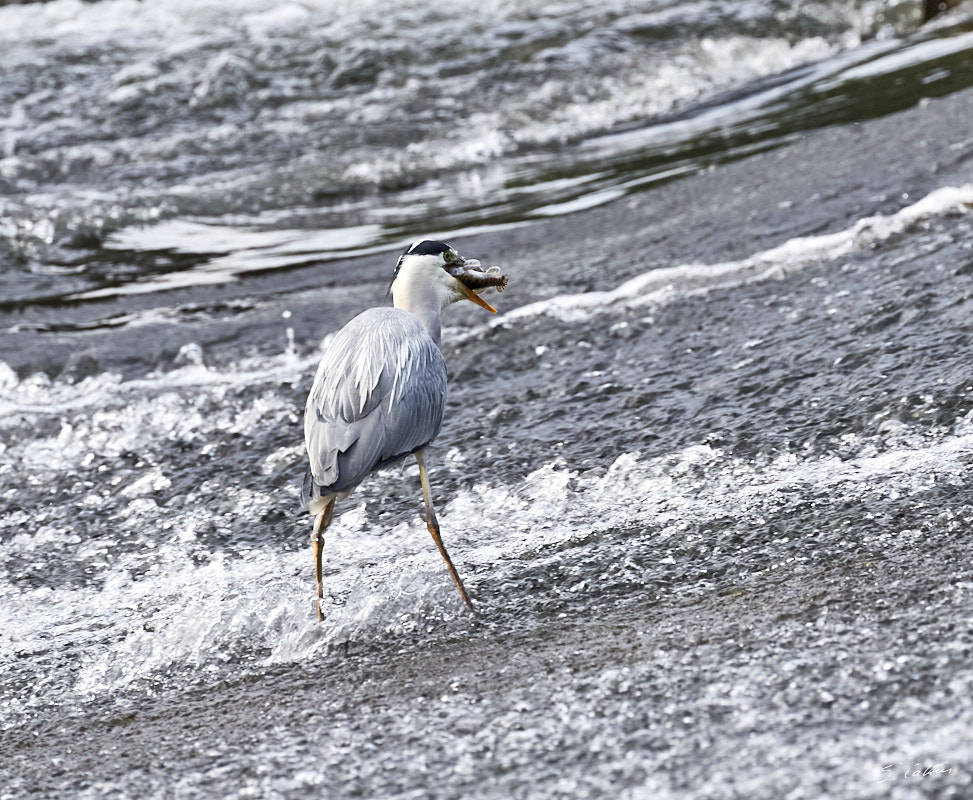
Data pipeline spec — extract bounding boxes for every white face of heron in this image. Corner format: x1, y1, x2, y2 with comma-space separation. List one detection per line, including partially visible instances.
391, 251, 469, 310
390, 239, 501, 316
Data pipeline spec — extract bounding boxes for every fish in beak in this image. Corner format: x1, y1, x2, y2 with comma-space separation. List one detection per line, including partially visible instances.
447, 258, 508, 313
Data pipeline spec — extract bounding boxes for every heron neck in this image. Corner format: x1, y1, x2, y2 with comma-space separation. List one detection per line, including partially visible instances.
393, 284, 444, 346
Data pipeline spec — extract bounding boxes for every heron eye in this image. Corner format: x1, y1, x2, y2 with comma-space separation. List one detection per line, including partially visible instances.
443, 251, 455, 263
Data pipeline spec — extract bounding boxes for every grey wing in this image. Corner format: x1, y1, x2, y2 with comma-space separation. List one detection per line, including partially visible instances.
303, 308, 447, 500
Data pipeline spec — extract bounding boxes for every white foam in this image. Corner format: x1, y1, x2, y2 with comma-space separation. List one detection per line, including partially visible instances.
502, 182, 973, 325
3, 408, 968, 714
0, 349, 308, 419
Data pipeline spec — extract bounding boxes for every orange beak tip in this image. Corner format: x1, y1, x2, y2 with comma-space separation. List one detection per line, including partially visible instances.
459, 282, 499, 313
474, 296, 498, 313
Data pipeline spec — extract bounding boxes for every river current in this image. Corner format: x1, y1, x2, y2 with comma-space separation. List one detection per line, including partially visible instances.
3, 1, 973, 798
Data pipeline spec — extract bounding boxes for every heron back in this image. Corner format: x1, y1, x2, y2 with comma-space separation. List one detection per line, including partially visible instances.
302, 307, 447, 507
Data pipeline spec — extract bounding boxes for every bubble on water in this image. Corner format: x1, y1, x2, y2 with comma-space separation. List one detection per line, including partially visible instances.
242, 2, 312, 38
191, 51, 257, 108
0, 361, 18, 392
174, 342, 206, 367
120, 469, 172, 498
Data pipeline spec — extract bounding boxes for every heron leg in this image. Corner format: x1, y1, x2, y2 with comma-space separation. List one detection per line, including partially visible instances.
311, 498, 335, 622
416, 449, 476, 613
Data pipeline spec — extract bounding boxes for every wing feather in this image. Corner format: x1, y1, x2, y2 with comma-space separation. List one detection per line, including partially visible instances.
303, 308, 447, 503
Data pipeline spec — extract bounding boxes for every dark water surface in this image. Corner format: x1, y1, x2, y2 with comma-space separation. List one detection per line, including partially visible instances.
3, 1, 973, 798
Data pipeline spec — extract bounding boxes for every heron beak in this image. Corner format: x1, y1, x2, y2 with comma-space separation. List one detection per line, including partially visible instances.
457, 279, 498, 313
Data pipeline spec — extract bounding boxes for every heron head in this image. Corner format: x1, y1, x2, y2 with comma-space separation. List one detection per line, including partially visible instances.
391, 240, 507, 313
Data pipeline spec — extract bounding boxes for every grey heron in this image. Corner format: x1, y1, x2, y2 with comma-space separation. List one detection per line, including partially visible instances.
301, 239, 507, 620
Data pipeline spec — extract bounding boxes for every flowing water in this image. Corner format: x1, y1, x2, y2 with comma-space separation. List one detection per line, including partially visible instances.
3, 1, 973, 798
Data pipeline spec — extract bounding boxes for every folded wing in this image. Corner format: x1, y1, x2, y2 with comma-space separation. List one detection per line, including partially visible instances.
303, 307, 447, 505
